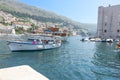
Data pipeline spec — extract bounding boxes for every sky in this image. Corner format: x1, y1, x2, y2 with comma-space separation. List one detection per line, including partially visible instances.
18, 0, 120, 24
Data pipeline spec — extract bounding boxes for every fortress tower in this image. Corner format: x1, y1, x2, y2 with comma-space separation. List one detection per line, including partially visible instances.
97, 5, 120, 39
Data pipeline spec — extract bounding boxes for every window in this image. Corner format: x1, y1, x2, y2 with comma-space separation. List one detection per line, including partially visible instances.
117, 29, 120, 32
104, 30, 107, 33
105, 16, 107, 22
105, 23, 107, 26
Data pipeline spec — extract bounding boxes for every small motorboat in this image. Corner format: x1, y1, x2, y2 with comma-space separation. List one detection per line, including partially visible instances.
106, 38, 113, 43
81, 37, 89, 42
7, 36, 61, 52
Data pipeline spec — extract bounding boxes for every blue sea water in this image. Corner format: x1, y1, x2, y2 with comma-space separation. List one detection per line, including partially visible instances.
0, 35, 120, 80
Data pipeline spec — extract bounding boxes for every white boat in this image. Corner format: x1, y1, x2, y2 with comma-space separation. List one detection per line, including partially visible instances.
81, 37, 89, 41
7, 36, 61, 51
95, 38, 102, 42
106, 38, 113, 42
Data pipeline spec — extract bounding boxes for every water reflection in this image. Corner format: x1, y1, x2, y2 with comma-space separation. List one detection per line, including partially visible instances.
1, 35, 120, 80
92, 42, 120, 80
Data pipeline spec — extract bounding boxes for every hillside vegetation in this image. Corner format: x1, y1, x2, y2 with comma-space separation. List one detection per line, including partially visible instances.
0, 0, 97, 35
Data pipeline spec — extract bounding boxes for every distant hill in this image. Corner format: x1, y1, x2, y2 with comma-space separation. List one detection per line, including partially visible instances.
0, 0, 97, 35
80, 23, 97, 35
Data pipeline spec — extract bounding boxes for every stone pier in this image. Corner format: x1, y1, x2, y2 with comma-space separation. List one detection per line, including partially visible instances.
0, 65, 49, 80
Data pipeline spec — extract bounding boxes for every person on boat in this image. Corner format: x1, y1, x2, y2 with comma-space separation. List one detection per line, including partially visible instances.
32, 40, 37, 44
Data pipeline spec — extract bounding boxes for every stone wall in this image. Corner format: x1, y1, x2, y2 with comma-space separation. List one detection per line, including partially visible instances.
97, 5, 120, 39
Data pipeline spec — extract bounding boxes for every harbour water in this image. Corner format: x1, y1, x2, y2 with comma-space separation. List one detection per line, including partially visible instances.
0, 35, 120, 80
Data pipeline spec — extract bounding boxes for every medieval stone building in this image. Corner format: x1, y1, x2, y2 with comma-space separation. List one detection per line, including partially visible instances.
97, 5, 120, 39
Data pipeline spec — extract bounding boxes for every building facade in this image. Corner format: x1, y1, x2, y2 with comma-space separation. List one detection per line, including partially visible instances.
97, 5, 120, 39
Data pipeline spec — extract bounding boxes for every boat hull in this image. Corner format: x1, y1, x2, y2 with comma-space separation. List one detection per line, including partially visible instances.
7, 41, 61, 51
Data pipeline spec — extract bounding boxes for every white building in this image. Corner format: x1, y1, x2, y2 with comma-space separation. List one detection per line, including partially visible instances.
11, 28, 16, 34
12, 22, 31, 30
97, 5, 120, 39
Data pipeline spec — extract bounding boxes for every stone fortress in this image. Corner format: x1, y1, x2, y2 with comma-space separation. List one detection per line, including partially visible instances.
97, 5, 120, 39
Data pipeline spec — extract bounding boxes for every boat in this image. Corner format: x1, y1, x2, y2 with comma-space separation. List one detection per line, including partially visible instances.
7, 36, 62, 51
52, 32, 68, 42
100, 38, 113, 42
115, 42, 120, 52
54, 36, 67, 42
44, 27, 68, 42
95, 38, 102, 42
81, 37, 89, 42
106, 38, 113, 43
